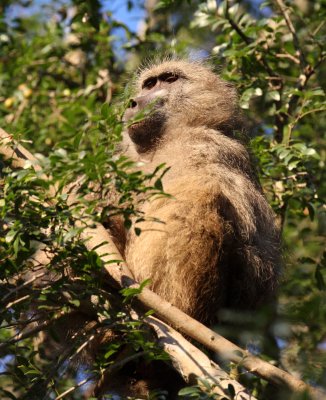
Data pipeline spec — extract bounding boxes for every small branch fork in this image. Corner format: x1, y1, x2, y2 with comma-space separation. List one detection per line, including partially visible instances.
224, 0, 279, 79
0, 127, 324, 399
275, 0, 307, 69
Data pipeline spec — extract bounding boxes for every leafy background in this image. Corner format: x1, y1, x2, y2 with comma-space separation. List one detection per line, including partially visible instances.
0, 0, 325, 399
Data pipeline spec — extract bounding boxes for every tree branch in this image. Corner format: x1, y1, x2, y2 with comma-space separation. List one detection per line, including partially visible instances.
224, 0, 278, 79
142, 315, 253, 398
275, 0, 307, 70
1, 127, 324, 399
0, 311, 66, 351
224, 1, 251, 45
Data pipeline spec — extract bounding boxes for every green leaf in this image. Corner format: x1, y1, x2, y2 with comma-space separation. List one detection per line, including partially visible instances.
101, 103, 111, 119
268, 91, 281, 101
69, 299, 80, 307
154, 178, 163, 191
315, 267, 325, 291
178, 386, 201, 396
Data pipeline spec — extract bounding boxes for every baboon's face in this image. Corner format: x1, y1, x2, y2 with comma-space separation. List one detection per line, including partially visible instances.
123, 70, 184, 151
123, 60, 239, 152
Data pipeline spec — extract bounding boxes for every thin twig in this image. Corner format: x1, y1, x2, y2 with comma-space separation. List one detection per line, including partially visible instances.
312, 20, 325, 36
0, 311, 66, 350
287, 107, 326, 138
275, 53, 300, 64
224, 0, 278, 79
224, 1, 251, 45
55, 377, 92, 400
275, 0, 307, 69
5, 294, 30, 309
2, 271, 46, 302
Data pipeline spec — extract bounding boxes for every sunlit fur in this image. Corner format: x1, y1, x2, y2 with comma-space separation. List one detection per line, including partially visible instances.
122, 59, 281, 323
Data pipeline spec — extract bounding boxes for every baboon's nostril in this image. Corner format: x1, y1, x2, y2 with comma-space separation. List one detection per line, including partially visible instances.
129, 99, 137, 108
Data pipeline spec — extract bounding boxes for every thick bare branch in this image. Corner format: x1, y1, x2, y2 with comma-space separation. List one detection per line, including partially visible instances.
144, 315, 255, 399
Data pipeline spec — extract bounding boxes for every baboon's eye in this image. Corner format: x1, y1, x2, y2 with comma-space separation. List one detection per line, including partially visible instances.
159, 72, 179, 83
142, 77, 157, 89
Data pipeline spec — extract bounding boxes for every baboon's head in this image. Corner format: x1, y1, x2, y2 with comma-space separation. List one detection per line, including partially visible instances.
123, 59, 240, 152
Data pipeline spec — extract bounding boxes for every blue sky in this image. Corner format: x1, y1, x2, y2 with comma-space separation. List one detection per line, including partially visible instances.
7, 0, 145, 33
103, 0, 145, 32
7, 1, 271, 33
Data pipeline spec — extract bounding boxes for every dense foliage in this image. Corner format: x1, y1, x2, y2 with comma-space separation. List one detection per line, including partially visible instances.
0, 0, 325, 399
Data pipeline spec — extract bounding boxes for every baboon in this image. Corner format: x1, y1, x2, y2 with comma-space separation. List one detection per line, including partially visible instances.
21, 59, 281, 398
121, 59, 281, 324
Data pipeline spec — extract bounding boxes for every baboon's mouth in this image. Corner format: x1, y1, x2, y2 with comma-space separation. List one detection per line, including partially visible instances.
127, 113, 165, 151
127, 119, 148, 137
130, 120, 145, 127
128, 115, 153, 130
128, 120, 147, 133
